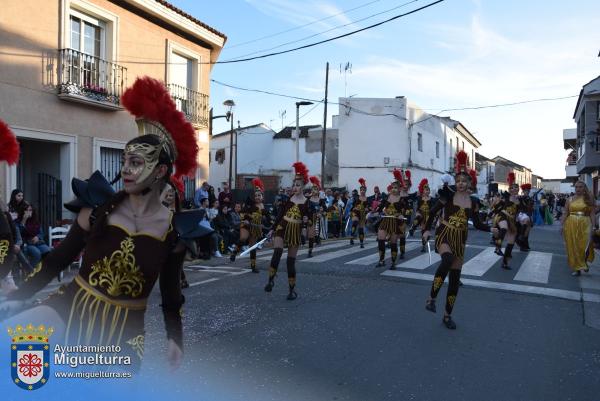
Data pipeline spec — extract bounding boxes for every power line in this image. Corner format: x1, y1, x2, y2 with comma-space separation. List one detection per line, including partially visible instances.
223, 0, 420, 60
226, 0, 387, 49
212, 0, 445, 64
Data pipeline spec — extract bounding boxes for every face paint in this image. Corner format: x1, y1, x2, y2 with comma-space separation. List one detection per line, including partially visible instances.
123, 142, 161, 185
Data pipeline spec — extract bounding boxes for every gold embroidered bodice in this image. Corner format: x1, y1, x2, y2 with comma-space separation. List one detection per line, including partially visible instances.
88, 237, 145, 298
286, 204, 302, 220
447, 208, 468, 230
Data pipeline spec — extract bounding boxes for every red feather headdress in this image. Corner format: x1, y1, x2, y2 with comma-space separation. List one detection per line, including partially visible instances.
0, 120, 20, 166
404, 170, 412, 187
358, 177, 366, 189
292, 162, 309, 184
520, 183, 532, 191
468, 169, 478, 187
507, 171, 516, 186
455, 150, 469, 175
121, 76, 198, 178
387, 184, 393, 192
252, 177, 265, 193
309, 176, 321, 190
418, 178, 429, 194
170, 175, 185, 194
393, 168, 405, 187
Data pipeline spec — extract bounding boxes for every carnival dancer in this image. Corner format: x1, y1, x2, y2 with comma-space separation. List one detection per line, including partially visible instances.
307, 176, 326, 257
397, 170, 415, 259
0, 77, 204, 371
375, 170, 408, 269
410, 178, 436, 252
491, 172, 519, 269
350, 178, 369, 248
561, 180, 595, 276
0, 120, 20, 282
423, 151, 494, 329
516, 183, 534, 251
264, 163, 310, 300
162, 176, 191, 288
230, 178, 270, 273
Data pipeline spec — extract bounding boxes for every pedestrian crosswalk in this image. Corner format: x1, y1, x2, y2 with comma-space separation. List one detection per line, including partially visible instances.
513, 251, 552, 284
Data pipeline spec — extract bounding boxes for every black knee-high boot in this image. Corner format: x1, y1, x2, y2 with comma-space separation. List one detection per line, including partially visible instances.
308, 238, 314, 257
390, 242, 398, 269
230, 239, 246, 262
442, 269, 461, 329
430, 252, 454, 300
358, 227, 365, 247
399, 237, 406, 259
377, 239, 386, 266
287, 257, 297, 300
502, 243, 514, 270
250, 249, 258, 273
495, 228, 507, 255
421, 237, 427, 252
265, 248, 283, 292
350, 221, 358, 244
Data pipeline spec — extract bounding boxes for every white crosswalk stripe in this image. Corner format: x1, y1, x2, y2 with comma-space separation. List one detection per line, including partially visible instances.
344, 242, 421, 265
461, 247, 501, 276
257, 241, 350, 261
513, 251, 552, 284
397, 251, 441, 270
302, 242, 378, 263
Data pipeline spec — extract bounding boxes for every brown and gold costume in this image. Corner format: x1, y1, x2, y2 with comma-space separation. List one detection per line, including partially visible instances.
0, 211, 16, 279
425, 195, 490, 259
273, 199, 310, 248
7, 202, 185, 371
351, 198, 369, 226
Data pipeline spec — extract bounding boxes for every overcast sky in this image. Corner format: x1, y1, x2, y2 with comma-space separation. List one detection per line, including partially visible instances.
171, 0, 600, 179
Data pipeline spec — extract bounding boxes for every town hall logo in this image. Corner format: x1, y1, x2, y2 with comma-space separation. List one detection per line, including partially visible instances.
7, 324, 53, 390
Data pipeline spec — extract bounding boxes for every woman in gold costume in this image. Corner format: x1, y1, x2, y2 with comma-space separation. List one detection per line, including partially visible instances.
410, 178, 435, 253
0, 77, 201, 371
229, 178, 270, 273
491, 172, 520, 269
423, 151, 495, 330
264, 162, 310, 300
0, 119, 20, 283
560, 180, 596, 276
375, 169, 411, 269
350, 178, 369, 248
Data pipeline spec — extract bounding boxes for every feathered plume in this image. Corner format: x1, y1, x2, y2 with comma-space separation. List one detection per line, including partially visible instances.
418, 178, 429, 194
393, 168, 405, 187
455, 150, 469, 174
358, 177, 366, 188
387, 184, 393, 192
292, 162, 309, 183
520, 183, 532, 191
252, 177, 265, 192
0, 120, 20, 165
507, 171, 516, 186
405, 170, 412, 186
468, 169, 478, 187
121, 76, 199, 178
170, 175, 185, 194
309, 176, 321, 190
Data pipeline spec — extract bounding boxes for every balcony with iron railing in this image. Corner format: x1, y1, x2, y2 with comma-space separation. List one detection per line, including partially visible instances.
167, 83, 209, 128
57, 48, 127, 110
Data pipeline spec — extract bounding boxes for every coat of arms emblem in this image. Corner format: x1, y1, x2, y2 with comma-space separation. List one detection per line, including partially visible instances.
8, 324, 53, 390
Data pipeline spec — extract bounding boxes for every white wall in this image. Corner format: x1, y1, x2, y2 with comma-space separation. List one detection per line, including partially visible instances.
334, 97, 480, 192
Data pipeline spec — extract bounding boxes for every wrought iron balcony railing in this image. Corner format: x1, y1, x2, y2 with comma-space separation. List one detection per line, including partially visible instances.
167, 83, 209, 128
57, 48, 127, 109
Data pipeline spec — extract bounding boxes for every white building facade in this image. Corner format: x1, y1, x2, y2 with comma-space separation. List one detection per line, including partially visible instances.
333, 97, 482, 193
209, 124, 337, 190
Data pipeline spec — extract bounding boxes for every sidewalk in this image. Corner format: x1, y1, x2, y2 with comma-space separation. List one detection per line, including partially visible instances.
581, 259, 600, 330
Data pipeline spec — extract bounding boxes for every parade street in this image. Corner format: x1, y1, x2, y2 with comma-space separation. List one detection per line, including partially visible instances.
32, 222, 595, 401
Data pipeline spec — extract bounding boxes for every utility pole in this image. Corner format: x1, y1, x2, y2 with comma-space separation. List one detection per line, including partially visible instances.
321, 62, 329, 185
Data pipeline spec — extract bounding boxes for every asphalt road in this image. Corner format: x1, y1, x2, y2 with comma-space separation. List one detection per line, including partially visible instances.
9, 222, 600, 401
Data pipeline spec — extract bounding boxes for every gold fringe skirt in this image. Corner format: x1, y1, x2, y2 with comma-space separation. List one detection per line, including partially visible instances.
435, 223, 467, 259
275, 220, 302, 248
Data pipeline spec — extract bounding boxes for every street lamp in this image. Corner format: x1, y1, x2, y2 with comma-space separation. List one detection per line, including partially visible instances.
295, 101, 313, 162
210, 99, 235, 189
